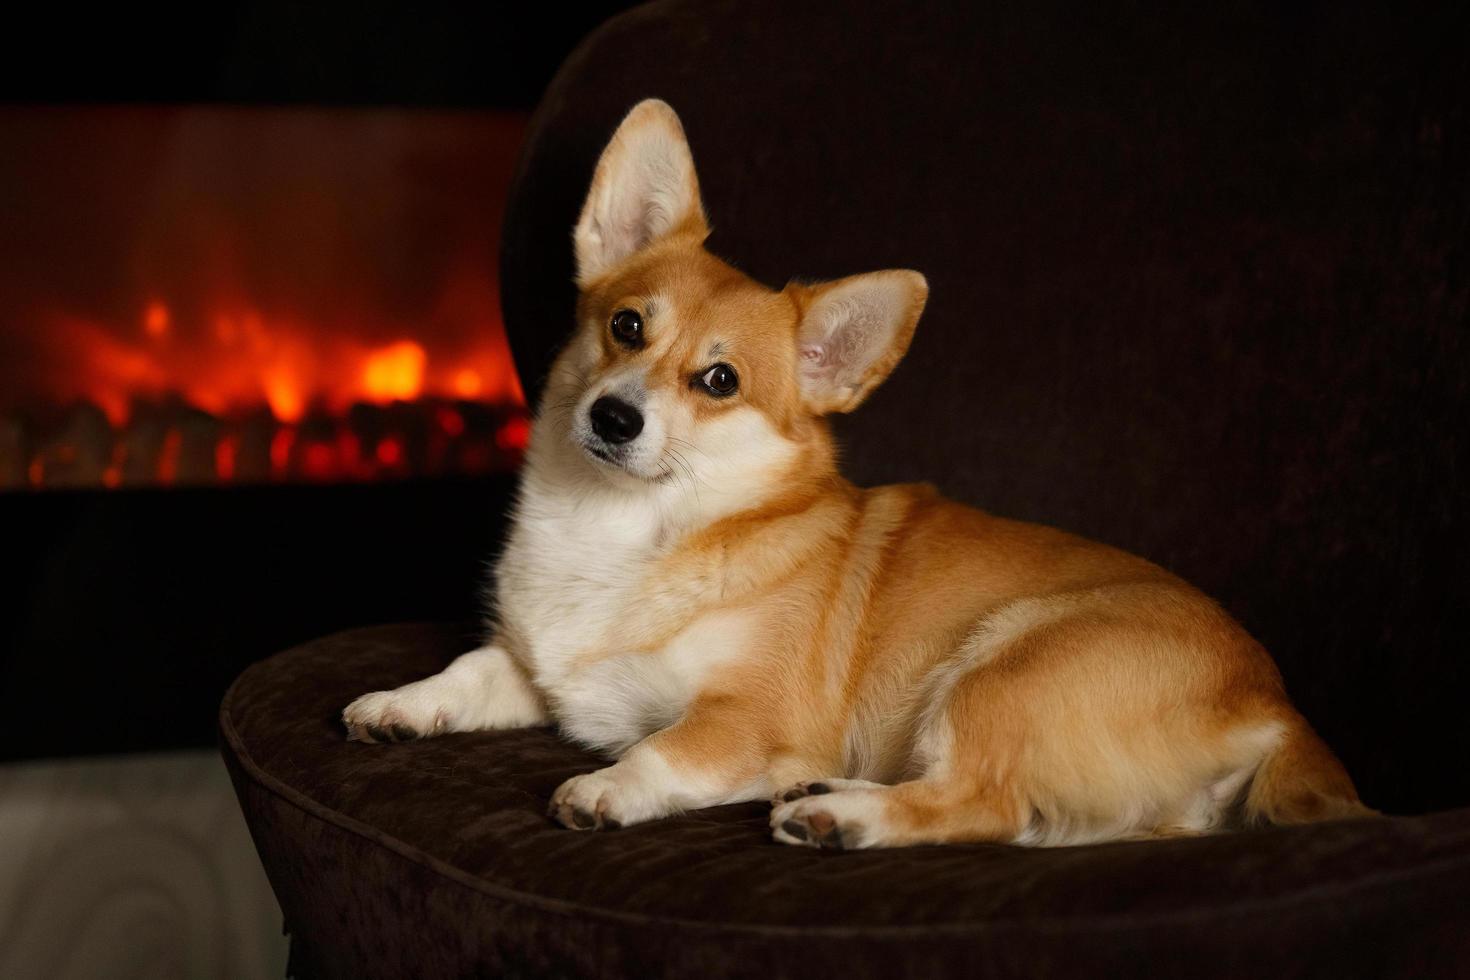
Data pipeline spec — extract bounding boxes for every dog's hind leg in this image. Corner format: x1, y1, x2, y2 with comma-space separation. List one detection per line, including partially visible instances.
770, 777, 1027, 849
771, 777, 888, 804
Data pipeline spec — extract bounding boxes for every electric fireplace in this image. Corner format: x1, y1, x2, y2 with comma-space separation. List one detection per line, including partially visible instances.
1, 106, 529, 489
0, 105, 534, 759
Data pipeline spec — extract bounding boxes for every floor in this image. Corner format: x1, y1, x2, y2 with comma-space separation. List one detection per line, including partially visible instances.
0, 749, 288, 979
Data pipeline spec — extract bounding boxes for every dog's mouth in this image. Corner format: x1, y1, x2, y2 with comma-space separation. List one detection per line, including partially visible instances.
577, 436, 676, 485
579, 437, 633, 473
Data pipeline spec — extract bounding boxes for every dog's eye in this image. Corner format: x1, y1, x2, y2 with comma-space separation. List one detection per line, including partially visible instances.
609, 309, 643, 348
696, 363, 739, 397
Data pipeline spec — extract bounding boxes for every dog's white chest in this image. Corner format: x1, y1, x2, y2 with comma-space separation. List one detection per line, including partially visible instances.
496, 486, 657, 678
492, 477, 748, 755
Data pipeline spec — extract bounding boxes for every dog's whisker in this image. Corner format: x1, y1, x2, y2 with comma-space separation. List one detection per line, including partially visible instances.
662, 447, 704, 507
671, 448, 706, 489
548, 364, 591, 386
666, 436, 710, 461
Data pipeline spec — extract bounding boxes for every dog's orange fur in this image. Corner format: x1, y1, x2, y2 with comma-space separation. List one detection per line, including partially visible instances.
551, 100, 1370, 847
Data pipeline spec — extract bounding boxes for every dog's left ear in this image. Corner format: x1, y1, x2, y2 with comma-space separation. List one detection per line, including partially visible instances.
574, 99, 708, 285
790, 270, 929, 414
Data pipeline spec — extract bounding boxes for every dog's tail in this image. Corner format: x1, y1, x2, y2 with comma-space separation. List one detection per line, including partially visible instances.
1244, 718, 1378, 826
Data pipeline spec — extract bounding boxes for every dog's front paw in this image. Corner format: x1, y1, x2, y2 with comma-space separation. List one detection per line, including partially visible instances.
342, 686, 450, 743
548, 771, 631, 831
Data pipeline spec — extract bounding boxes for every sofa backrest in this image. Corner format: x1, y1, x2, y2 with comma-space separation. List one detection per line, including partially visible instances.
500, 0, 1469, 813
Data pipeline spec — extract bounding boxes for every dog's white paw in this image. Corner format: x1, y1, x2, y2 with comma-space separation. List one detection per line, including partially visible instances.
770, 785, 886, 850
548, 771, 635, 830
342, 683, 452, 743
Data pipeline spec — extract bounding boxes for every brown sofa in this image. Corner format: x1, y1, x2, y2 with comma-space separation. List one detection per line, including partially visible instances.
223, 1, 1470, 976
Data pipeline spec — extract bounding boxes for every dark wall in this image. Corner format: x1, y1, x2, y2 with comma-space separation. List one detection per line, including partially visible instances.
0, 2, 640, 107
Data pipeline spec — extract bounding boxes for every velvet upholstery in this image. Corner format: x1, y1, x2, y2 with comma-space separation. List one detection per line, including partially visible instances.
226, 0, 1470, 975
223, 625, 1470, 979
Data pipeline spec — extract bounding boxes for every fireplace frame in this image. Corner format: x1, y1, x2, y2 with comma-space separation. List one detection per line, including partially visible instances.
0, 474, 516, 761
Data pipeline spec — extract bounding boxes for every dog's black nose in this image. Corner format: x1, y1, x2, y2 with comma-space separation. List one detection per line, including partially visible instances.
589, 396, 644, 444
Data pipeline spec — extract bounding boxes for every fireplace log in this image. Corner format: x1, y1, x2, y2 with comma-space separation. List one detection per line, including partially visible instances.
234, 409, 276, 483
0, 414, 29, 489
176, 409, 221, 484
122, 414, 167, 486
40, 403, 112, 487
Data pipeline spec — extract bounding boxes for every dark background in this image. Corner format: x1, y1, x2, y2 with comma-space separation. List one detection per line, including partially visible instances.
0, 1, 638, 760
0, 3, 640, 108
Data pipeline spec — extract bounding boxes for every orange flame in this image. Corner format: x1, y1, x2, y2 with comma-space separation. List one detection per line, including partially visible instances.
262, 366, 305, 423
362, 341, 427, 403
144, 301, 171, 339
2, 106, 529, 433
452, 369, 483, 398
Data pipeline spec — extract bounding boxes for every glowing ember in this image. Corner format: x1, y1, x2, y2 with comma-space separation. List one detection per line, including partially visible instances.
270, 429, 296, 476
496, 416, 532, 453
158, 429, 182, 485
303, 441, 336, 480
216, 436, 238, 482
436, 407, 466, 437
376, 437, 403, 466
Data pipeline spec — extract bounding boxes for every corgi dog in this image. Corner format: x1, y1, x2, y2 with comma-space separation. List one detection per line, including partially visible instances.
343, 99, 1372, 849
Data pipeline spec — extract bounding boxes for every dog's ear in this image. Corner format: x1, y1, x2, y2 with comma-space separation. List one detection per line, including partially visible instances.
790, 270, 929, 414
574, 99, 707, 285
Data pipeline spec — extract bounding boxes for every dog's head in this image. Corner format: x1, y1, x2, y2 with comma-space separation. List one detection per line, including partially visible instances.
540, 99, 927, 501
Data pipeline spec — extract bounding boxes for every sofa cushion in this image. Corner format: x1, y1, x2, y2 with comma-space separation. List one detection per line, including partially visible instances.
222, 624, 1470, 979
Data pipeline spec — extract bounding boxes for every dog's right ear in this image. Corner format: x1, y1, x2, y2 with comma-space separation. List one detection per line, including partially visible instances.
574, 99, 707, 285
